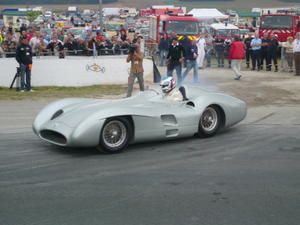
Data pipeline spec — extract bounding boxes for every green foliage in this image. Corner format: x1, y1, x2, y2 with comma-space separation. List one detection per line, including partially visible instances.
27, 11, 42, 22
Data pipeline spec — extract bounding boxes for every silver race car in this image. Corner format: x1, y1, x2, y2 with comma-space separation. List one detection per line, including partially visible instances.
33, 86, 247, 153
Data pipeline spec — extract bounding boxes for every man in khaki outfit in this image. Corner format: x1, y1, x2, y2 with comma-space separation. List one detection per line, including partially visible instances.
126, 45, 144, 97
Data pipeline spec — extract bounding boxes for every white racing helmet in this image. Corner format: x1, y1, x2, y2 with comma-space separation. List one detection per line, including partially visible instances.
160, 77, 176, 93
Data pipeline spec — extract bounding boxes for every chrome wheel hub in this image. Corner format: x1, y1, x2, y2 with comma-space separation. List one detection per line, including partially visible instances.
201, 107, 218, 132
102, 121, 127, 149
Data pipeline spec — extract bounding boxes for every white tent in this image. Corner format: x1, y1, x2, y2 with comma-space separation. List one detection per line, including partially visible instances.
188, 8, 228, 20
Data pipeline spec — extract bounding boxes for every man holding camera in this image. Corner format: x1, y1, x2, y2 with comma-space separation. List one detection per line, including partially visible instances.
16, 35, 33, 92
126, 44, 144, 97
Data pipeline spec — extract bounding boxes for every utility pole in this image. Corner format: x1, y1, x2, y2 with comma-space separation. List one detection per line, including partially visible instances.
99, 0, 103, 32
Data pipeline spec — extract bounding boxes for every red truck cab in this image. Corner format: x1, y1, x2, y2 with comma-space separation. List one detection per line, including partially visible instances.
259, 13, 300, 42
149, 14, 200, 43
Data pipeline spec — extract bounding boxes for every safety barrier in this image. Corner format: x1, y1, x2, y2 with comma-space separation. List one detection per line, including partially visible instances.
0, 56, 153, 87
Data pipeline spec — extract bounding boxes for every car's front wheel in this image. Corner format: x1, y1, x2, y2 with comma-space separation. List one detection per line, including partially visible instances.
97, 117, 132, 153
198, 106, 221, 138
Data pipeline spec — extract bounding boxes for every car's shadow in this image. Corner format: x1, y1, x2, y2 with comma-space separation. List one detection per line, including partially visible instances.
44, 126, 241, 157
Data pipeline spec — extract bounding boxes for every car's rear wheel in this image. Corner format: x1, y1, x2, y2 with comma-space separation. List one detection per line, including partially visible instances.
198, 106, 221, 138
97, 117, 132, 153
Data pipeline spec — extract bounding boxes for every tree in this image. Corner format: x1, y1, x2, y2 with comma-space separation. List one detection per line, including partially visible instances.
27, 11, 42, 23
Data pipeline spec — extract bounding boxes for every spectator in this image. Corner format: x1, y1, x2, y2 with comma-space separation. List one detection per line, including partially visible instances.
293, 32, 300, 76
229, 36, 245, 80
182, 39, 198, 83
179, 34, 189, 67
282, 36, 294, 73
204, 33, 213, 68
77, 38, 88, 55
250, 33, 262, 71
86, 36, 97, 55
267, 34, 279, 72
158, 33, 169, 66
166, 38, 185, 85
126, 44, 144, 97
47, 35, 64, 57
19, 24, 27, 34
119, 29, 127, 42
196, 33, 206, 69
102, 28, 111, 40
119, 25, 127, 36
224, 38, 232, 68
168, 32, 177, 45
36, 34, 48, 56
57, 30, 65, 42
64, 33, 78, 55
244, 34, 253, 69
8, 22, 14, 35
15, 35, 33, 92
260, 33, 270, 70
85, 23, 92, 32
96, 31, 105, 42
214, 37, 225, 67
0, 31, 4, 57
29, 31, 40, 55
2, 32, 17, 57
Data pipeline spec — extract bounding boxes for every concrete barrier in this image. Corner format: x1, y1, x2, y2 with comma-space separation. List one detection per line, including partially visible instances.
0, 56, 153, 87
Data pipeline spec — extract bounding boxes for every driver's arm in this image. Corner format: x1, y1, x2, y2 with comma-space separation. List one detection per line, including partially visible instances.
179, 86, 189, 101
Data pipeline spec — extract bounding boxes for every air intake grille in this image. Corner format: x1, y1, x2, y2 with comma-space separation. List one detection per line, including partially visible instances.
40, 130, 67, 145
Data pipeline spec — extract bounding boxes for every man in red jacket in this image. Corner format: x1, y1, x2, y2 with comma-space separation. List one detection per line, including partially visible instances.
229, 36, 245, 80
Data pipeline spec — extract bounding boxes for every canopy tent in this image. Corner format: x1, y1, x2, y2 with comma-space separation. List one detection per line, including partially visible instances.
188, 8, 229, 20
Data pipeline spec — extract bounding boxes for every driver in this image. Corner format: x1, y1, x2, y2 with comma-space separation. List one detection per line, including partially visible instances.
160, 77, 188, 102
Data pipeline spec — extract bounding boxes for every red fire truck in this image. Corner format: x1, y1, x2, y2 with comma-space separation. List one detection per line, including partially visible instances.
149, 14, 200, 43
139, 5, 185, 17
259, 13, 300, 42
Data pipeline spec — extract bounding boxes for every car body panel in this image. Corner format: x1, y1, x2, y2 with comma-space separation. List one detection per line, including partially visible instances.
33, 86, 247, 148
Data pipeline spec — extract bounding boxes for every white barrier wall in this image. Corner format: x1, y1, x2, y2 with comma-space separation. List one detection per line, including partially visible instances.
0, 56, 153, 87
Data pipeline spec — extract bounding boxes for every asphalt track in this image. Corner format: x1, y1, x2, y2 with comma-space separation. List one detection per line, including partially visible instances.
0, 101, 300, 225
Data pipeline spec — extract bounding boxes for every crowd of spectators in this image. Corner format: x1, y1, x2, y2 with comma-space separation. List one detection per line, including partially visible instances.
0, 23, 143, 58
158, 31, 300, 78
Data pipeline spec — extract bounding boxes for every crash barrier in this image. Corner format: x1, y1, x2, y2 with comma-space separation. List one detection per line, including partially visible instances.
0, 48, 132, 58
0, 56, 153, 87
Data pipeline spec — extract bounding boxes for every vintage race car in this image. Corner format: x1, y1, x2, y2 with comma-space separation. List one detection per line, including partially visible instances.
33, 86, 247, 153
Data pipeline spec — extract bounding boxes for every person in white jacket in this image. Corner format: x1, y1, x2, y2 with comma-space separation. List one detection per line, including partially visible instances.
196, 34, 206, 69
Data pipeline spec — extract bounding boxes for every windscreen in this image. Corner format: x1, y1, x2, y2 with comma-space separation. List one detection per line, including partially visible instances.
261, 15, 292, 29
216, 29, 239, 37
166, 21, 199, 35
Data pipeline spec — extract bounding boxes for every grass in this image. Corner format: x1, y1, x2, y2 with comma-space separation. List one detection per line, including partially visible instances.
0, 85, 127, 100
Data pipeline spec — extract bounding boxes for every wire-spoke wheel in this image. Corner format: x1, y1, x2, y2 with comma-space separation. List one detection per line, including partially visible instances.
98, 117, 132, 153
198, 106, 221, 138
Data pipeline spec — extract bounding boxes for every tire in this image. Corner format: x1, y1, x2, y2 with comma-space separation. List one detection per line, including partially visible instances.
198, 106, 221, 138
97, 117, 132, 153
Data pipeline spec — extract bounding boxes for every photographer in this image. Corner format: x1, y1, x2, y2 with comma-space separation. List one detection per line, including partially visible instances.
126, 44, 144, 97
15, 35, 33, 92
